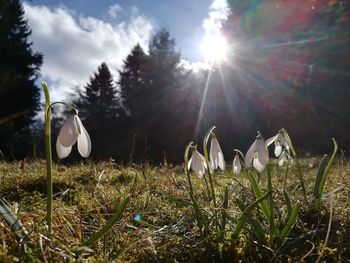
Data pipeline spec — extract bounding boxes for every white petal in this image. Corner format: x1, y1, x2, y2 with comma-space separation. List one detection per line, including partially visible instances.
56, 138, 72, 159
76, 117, 91, 158
218, 151, 225, 170
274, 144, 282, 157
266, 134, 278, 146
257, 139, 269, 165
245, 140, 257, 167
233, 155, 241, 174
253, 156, 266, 173
191, 150, 206, 178
57, 116, 79, 147
278, 156, 284, 166
280, 135, 289, 149
199, 151, 208, 169
210, 137, 223, 170
188, 157, 192, 171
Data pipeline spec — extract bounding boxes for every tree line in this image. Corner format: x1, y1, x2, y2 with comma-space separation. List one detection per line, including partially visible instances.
1, 0, 349, 163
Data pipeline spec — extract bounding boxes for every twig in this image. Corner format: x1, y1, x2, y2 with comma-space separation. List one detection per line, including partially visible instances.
315, 193, 333, 263
299, 240, 315, 262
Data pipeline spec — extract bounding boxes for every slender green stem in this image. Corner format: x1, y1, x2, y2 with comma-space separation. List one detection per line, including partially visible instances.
203, 174, 211, 201
41, 82, 52, 235
184, 142, 194, 197
47, 101, 76, 116
283, 160, 290, 192
282, 129, 307, 203
267, 165, 277, 245
203, 126, 218, 231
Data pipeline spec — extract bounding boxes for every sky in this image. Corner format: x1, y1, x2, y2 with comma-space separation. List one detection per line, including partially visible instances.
22, 0, 228, 102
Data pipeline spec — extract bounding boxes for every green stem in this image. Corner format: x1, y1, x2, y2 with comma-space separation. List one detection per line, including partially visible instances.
283, 160, 290, 192
42, 82, 52, 235
203, 174, 211, 201
282, 129, 307, 203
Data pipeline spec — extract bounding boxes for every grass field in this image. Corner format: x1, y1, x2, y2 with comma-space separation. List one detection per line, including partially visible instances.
0, 157, 349, 262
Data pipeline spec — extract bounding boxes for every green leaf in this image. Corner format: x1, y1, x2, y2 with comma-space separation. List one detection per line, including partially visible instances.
220, 186, 229, 240
236, 198, 265, 242
0, 199, 28, 242
191, 195, 209, 235
279, 201, 301, 241
313, 154, 329, 198
231, 191, 271, 240
248, 172, 271, 222
84, 196, 130, 246
315, 139, 338, 207
283, 190, 292, 219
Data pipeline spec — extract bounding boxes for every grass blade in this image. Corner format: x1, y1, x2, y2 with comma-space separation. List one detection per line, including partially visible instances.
248, 172, 271, 222
84, 196, 130, 246
236, 198, 265, 242
231, 191, 271, 240
279, 201, 301, 241
220, 186, 229, 241
315, 139, 338, 207
283, 190, 292, 220
313, 154, 329, 198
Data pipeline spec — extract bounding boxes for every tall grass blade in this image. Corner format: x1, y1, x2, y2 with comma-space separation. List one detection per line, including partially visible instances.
315, 138, 338, 207
313, 154, 329, 198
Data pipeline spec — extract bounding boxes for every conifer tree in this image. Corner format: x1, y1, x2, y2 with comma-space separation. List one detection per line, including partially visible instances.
0, 0, 42, 159
74, 63, 121, 158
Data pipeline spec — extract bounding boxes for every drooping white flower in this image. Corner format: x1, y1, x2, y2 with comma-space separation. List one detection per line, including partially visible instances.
244, 135, 269, 173
266, 131, 289, 157
188, 149, 207, 178
209, 136, 225, 171
233, 154, 242, 174
278, 150, 291, 167
56, 111, 91, 159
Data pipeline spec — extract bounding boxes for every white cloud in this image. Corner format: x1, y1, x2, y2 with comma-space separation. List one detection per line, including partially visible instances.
203, 0, 228, 33
108, 4, 122, 18
23, 3, 153, 102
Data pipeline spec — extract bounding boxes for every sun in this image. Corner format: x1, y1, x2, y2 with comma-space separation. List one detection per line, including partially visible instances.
200, 34, 228, 63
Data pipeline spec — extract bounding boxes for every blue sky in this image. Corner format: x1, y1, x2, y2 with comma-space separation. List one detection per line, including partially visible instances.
23, 0, 228, 102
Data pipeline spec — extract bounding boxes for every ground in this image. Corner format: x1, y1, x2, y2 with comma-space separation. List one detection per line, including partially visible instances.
0, 157, 349, 262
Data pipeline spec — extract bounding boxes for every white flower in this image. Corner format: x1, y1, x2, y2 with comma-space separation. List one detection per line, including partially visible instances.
266, 131, 289, 157
244, 135, 269, 173
188, 150, 207, 178
233, 153, 242, 174
278, 150, 291, 167
209, 136, 225, 171
56, 112, 91, 159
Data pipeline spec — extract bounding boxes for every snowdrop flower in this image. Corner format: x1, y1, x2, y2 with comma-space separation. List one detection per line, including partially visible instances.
244, 134, 269, 173
278, 150, 291, 167
56, 110, 91, 159
188, 149, 207, 178
232, 149, 244, 174
209, 136, 225, 171
266, 130, 289, 157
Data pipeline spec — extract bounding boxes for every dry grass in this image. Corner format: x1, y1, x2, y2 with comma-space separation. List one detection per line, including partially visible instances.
0, 158, 349, 262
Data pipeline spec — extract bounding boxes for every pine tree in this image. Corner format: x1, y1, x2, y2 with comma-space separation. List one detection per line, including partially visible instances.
0, 0, 43, 159
73, 62, 121, 158
118, 43, 148, 118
